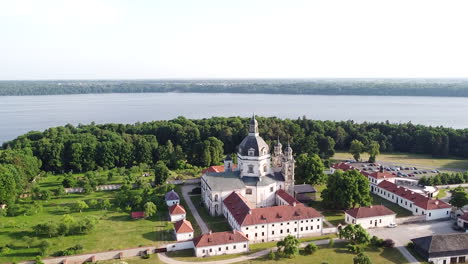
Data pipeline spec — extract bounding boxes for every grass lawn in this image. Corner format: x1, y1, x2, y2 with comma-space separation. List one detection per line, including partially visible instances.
436, 188, 447, 199
333, 151, 468, 170
371, 193, 413, 217
0, 178, 174, 263
166, 248, 252, 262
307, 185, 345, 227
189, 195, 232, 232
239, 242, 408, 264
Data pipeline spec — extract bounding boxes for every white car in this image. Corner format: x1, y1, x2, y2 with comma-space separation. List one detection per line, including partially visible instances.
388, 223, 398, 228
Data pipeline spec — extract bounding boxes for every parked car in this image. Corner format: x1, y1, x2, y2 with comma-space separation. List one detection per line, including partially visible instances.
423, 171, 428, 174
388, 223, 398, 228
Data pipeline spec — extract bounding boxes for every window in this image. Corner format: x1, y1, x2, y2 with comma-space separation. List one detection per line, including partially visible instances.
248, 149, 255, 156
255, 233, 258, 237
246, 188, 252, 195
189, 234, 192, 237
214, 194, 218, 202
226, 246, 228, 250
311, 226, 313, 230
203, 249, 205, 253
272, 231, 275, 235
262, 232, 264, 236
255, 226, 258, 229
264, 165, 267, 172
244, 244, 247, 248
294, 228, 297, 232
306, 227, 308, 230
379, 219, 382, 223
210, 249, 212, 252
270, 186, 274, 192
370, 220, 372, 224
262, 225, 264, 228
281, 223, 283, 226
280, 230, 283, 234
246, 234, 249, 238
287, 229, 290, 233
248, 165, 254, 173
301, 227, 303, 231
219, 247, 221, 251
234, 245, 236, 249
317, 225, 320, 229
447, 211, 449, 215
246, 227, 249, 230
429, 213, 431, 217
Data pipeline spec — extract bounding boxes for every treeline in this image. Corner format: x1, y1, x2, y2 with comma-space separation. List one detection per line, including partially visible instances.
3, 79, 468, 97
3, 116, 468, 174
419, 172, 468, 186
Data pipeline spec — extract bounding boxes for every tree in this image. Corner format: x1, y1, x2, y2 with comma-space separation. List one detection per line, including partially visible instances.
339, 224, 371, 244
328, 238, 335, 248
73, 200, 89, 213
304, 242, 318, 255
295, 153, 326, 185
449, 187, 468, 209
100, 199, 112, 210
321, 170, 372, 209
277, 235, 300, 258
367, 141, 380, 163
349, 140, 365, 161
87, 199, 98, 209
268, 249, 275, 260
154, 161, 170, 185
38, 240, 50, 256
22, 235, 37, 249
144, 201, 157, 217
353, 253, 372, 264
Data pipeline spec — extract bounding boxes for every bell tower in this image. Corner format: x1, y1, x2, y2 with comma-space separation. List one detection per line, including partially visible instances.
283, 142, 295, 195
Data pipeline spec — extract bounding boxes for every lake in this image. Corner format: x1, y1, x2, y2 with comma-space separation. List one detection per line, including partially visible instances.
1, 93, 468, 143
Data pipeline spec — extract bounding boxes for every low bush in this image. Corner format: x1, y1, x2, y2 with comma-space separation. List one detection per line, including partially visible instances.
382, 239, 395, 248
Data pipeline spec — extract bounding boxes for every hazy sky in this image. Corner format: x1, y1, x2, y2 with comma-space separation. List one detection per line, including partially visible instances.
1, 0, 467, 80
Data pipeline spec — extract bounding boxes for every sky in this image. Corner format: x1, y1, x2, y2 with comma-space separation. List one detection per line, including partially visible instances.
1, 0, 468, 80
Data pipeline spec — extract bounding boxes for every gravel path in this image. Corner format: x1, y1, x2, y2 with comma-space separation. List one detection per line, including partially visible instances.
181, 184, 209, 234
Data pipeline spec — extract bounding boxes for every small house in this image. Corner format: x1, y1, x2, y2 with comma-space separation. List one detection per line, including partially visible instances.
169, 204, 186, 222
174, 219, 194, 241
193, 231, 249, 257
165, 190, 180, 206
345, 205, 396, 229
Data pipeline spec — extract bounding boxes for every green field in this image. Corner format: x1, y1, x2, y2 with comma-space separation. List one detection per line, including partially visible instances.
239, 242, 408, 264
333, 151, 468, 170
189, 195, 232, 232
0, 175, 175, 263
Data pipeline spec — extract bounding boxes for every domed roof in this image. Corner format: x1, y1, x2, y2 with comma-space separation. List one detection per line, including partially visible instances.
238, 134, 270, 157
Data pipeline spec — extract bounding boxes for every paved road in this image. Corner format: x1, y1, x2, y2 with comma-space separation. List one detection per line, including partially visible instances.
181, 184, 209, 234
396, 246, 419, 264
158, 238, 341, 264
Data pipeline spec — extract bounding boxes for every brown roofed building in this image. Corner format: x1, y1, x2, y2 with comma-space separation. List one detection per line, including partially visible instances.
222, 191, 324, 243
193, 231, 249, 257
276, 189, 300, 206
174, 219, 194, 241
345, 205, 396, 228
169, 204, 186, 222
411, 233, 468, 263
457, 212, 468, 230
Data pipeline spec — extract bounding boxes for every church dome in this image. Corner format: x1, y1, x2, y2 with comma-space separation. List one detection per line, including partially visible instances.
238, 134, 269, 157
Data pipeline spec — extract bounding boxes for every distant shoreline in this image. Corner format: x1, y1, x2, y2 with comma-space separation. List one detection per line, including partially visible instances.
2, 79, 468, 97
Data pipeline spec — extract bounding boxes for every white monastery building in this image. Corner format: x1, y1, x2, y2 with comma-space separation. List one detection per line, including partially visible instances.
193, 231, 249, 257
345, 205, 396, 229
169, 204, 186, 222
201, 116, 295, 216
174, 219, 194, 241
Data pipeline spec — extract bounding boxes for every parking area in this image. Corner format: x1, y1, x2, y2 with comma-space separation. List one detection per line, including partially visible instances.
368, 220, 455, 246
349, 161, 441, 180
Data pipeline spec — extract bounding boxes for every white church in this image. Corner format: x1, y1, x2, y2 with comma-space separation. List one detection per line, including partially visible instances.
201, 116, 296, 216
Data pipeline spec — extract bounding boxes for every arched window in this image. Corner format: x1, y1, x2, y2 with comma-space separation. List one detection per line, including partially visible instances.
248, 165, 254, 173
248, 148, 255, 156
215, 204, 219, 213
263, 165, 267, 172
214, 194, 218, 202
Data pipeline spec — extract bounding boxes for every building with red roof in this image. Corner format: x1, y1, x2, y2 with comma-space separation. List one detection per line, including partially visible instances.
331, 162, 356, 172
174, 219, 194, 241
374, 180, 451, 220
131, 211, 145, 219
345, 205, 396, 228
222, 191, 323, 243
276, 189, 300, 206
169, 204, 186, 222
193, 231, 249, 257
202, 164, 238, 174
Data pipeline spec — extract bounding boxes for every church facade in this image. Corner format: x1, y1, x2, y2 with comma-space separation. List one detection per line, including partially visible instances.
201, 116, 295, 216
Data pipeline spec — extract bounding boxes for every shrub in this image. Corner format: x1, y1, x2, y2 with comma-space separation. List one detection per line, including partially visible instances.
353, 252, 372, 264
328, 238, 334, 248
382, 239, 395, 248
0, 246, 11, 256
141, 254, 151, 259
304, 243, 318, 255
346, 243, 362, 254
406, 242, 414, 249
370, 235, 384, 247
268, 250, 275, 260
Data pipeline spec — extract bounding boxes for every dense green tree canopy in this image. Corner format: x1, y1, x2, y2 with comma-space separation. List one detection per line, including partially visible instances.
322, 170, 372, 209
295, 153, 326, 185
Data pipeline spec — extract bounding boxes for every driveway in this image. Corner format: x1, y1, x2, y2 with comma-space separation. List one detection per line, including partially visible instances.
181, 184, 210, 234
368, 220, 454, 247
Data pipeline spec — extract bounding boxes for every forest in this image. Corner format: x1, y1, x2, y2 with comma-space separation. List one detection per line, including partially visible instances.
2, 116, 468, 205
2, 79, 468, 96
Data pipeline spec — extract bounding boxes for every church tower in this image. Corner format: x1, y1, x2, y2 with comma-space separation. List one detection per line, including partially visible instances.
282, 142, 295, 195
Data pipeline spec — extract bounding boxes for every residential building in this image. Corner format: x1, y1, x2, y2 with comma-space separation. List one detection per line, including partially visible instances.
193, 231, 249, 257
165, 190, 180, 206
374, 180, 451, 220
201, 116, 295, 216
223, 191, 323, 243
344, 205, 396, 229
169, 204, 186, 222
457, 212, 468, 230
294, 184, 317, 202
174, 219, 194, 241
411, 233, 468, 264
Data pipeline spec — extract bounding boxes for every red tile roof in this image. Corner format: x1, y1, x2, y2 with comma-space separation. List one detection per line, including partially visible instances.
174, 219, 194, 234
193, 231, 248, 248
332, 162, 355, 171
368, 171, 395, 179
459, 212, 468, 222
202, 164, 238, 174
223, 191, 322, 226
169, 204, 186, 215
377, 180, 451, 210
276, 189, 300, 205
131, 211, 145, 219
345, 205, 396, 219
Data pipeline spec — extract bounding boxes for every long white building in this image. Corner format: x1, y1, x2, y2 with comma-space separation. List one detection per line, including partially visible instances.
222, 190, 323, 243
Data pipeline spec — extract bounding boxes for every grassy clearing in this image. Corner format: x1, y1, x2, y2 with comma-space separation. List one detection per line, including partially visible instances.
371, 194, 413, 217
0, 176, 175, 263
307, 185, 345, 227
189, 195, 232, 232
333, 151, 468, 170
436, 188, 447, 199
239, 242, 408, 264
